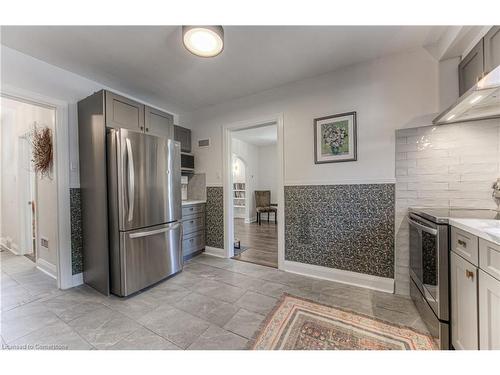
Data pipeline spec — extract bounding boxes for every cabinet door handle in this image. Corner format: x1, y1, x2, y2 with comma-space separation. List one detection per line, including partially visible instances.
458, 239, 467, 247
465, 269, 474, 280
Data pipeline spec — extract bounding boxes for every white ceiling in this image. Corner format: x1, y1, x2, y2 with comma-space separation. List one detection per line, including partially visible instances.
0, 26, 447, 112
233, 123, 277, 146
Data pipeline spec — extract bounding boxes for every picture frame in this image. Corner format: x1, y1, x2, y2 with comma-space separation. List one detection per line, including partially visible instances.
314, 111, 357, 164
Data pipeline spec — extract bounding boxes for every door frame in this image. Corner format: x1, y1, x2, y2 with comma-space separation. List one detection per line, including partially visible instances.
222, 113, 285, 269
1, 85, 72, 289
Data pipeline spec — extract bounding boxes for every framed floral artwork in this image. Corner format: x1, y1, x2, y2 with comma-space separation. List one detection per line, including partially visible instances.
314, 111, 357, 164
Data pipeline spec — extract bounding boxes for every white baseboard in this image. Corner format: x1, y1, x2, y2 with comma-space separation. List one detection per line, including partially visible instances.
204, 246, 225, 258
71, 273, 84, 288
244, 216, 257, 224
36, 258, 57, 280
0, 237, 20, 255
282, 260, 394, 294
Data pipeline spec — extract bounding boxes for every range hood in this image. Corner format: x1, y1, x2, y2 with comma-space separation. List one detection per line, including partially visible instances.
433, 65, 500, 125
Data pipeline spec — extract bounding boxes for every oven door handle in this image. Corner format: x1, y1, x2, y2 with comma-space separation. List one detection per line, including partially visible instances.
407, 217, 438, 235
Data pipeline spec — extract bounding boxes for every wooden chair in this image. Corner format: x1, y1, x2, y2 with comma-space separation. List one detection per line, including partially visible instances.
255, 190, 277, 225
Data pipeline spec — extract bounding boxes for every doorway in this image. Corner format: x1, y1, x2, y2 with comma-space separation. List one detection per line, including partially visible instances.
225, 120, 282, 268
0, 95, 57, 279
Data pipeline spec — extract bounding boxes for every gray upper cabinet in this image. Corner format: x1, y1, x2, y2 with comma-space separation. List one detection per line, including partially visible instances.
484, 26, 500, 74
105, 91, 145, 131
174, 125, 192, 153
145, 106, 174, 138
459, 40, 484, 96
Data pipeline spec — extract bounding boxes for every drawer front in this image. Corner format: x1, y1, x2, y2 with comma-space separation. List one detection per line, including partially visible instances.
479, 239, 500, 281
451, 227, 479, 266
182, 204, 205, 217
182, 215, 205, 236
183, 231, 205, 256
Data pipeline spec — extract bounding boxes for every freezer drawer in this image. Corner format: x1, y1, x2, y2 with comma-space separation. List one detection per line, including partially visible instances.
111, 222, 183, 296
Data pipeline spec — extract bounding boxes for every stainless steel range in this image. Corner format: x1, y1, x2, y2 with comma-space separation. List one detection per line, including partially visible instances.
407, 207, 500, 350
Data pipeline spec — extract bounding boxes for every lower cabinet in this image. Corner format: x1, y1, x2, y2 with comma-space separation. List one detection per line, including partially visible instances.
181, 203, 206, 260
479, 269, 500, 349
450, 251, 479, 350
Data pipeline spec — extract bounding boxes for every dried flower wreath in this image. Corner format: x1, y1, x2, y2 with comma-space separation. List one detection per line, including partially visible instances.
29, 123, 53, 178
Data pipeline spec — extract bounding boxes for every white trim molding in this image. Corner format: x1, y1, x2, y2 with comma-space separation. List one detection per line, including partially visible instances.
282, 260, 395, 294
204, 246, 226, 258
0, 237, 20, 255
36, 258, 57, 279
222, 113, 285, 269
1, 85, 72, 290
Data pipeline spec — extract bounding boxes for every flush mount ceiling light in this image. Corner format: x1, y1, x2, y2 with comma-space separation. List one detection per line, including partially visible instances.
182, 26, 224, 57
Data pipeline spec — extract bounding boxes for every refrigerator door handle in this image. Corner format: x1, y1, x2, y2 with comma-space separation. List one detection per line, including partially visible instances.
125, 138, 135, 222
129, 222, 181, 239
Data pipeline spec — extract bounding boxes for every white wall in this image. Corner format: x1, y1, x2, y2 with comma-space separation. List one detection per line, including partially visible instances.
0, 97, 58, 267
1, 45, 183, 188
232, 138, 259, 221
185, 48, 439, 186
257, 144, 278, 203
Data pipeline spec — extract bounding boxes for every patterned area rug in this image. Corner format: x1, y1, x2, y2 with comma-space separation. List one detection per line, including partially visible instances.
250, 294, 437, 350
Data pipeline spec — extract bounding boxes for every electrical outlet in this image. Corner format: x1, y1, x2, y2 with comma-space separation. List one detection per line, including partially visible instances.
40, 237, 49, 248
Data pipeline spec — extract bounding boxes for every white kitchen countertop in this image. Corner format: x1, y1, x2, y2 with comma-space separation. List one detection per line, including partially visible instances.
182, 200, 206, 206
449, 218, 500, 246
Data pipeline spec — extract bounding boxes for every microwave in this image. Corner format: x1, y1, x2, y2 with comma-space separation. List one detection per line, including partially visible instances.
181, 152, 194, 172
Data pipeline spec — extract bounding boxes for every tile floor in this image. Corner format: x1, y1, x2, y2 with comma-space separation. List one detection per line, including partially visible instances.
1, 250, 429, 350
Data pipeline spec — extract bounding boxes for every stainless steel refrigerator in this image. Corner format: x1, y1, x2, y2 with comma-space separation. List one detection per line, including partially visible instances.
107, 128, 182, 296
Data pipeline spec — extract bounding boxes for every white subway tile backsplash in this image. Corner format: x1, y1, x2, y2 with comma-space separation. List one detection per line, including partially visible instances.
448, 181, 493, 191
396, 159, 416, 168
408, 166, 450, 175
416, 156, 460, 167
396, 137, 407, 145
449, 199, 496, 209
449, 163, 499, 174
417, 190, 451, 199
407, 149, 449, 159
460, 173, 499, 182
396, 182, 408, 191
396, 143, 418, 152
394, 119, 500, 296
397, 174, 459, 183
407, 182, 449, 191
397, 128, 419, 136
396, 190, 418, 198
396, 152, 407, 161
